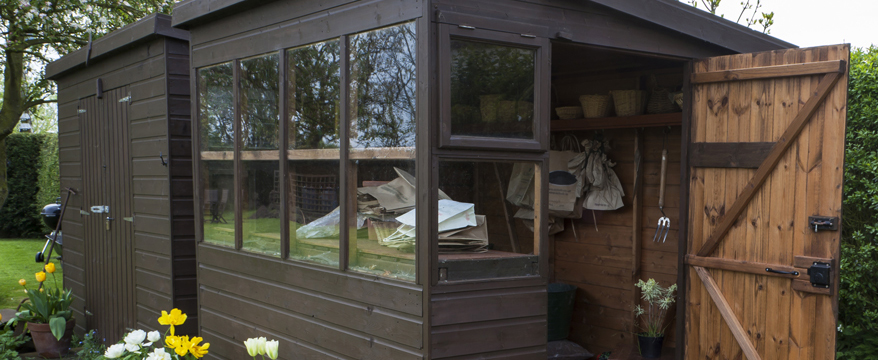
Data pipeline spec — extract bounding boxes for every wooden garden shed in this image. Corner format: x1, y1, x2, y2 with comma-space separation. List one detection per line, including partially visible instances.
45, 14, 198, 342
171, 0, 849, 359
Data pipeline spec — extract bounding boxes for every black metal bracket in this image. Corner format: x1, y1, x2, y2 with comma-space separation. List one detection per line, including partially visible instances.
808, 216, 838, 232
159, 152, 168, 167
766, 268, 799, 276
807, 262, 831, 288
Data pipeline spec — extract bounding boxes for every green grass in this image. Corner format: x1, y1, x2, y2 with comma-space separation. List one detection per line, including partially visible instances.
0, 239, 64, 310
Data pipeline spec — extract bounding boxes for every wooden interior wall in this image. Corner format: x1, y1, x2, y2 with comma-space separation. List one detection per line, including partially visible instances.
57, 36, 198, 338
549, 62, 684, 354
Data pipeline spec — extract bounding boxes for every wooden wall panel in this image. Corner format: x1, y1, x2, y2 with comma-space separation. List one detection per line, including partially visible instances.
197, 245, 425, 357
551, 124, 683, 355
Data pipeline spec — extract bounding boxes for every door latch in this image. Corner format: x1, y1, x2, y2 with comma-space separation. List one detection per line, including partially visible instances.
808, 216, 838, 232
808, 262, 831, 288
90, 205, 109, 214
105, 217, 114, 231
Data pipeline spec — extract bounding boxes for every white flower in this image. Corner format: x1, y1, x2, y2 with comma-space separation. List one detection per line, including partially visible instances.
265, 340, 279, 360
104, 344, 126, 359
146, 348, 172, 360
243, 337, 262, 357
125, 343, 141, 353
125, 329, 147, 345
147, 330, 162, 343
256, 337, 267, 355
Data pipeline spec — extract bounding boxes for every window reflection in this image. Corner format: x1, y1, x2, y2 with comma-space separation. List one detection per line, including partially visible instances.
288, 41, 341, 150
349, 22, 417, 149
241, 53, 281, 256
450, 40, 535, 139
199, 63, 236, 247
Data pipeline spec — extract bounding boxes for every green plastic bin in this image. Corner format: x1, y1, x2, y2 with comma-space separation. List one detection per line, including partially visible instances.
547, 282, 577, 341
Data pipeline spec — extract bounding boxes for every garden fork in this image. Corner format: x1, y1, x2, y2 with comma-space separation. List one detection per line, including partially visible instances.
652, 132, 671, 243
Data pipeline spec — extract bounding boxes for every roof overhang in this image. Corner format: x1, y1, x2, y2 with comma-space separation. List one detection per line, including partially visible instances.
45, 14, 189, 80
171, 0, 278, 29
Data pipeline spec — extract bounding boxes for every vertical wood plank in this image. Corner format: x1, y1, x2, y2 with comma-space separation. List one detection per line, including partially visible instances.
694, 266, 762, 360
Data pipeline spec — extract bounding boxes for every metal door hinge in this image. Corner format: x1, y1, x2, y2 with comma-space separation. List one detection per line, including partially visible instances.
90, 205, 109, 214
123, 217, 134, 222
78, 109, 87, 114
119, 95, 131, 102
808, 262, 831, 288
808, 216, 838, 232
79, 209, 90, 216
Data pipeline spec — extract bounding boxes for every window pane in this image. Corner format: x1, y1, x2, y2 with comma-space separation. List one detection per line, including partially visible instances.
287, 40, 342, 267
348, 22, 417, 281
437, 160, 540, 281
199, 63, 236, 246
449, 40, 535, 139
240, 53, 281, 256
288, 40, 341, 150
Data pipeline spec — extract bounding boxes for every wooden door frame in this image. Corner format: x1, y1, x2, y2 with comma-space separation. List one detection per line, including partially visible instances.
677, 55, 847, 360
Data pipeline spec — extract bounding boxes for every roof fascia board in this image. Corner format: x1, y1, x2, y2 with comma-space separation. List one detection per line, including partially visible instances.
172, 0, 278, 29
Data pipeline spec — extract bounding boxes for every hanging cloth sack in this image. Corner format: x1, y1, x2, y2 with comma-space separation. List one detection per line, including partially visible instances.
585, 158, 625, 211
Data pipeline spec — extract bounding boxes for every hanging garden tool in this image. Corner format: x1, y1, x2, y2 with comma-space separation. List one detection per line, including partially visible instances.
652, 129, 671, 243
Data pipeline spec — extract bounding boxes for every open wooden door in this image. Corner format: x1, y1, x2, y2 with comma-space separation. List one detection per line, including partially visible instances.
682, 45, 849, 360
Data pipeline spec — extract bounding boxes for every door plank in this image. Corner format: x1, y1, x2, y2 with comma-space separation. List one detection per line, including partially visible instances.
689, 142, 773, 168
695, 71, 842, 257
690, 60, 845, 84
694, 266, 762, 360
685, 255, 807, 280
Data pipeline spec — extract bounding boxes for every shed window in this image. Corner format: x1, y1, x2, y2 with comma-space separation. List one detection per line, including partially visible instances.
240, 53, 281, 256
287, 40, 341, 267
198, 62, 236, 247
347, 22, 417, 281
436, 159, 541, 281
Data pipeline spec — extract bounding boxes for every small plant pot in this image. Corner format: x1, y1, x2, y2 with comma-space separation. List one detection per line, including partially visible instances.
637, 334, 664, 358
28, 319, 75, 358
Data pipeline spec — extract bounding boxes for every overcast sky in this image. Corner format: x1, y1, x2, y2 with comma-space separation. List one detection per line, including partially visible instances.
709, 0, 876, 49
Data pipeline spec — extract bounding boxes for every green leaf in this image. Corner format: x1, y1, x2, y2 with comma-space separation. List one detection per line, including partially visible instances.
48, 317, 66, 341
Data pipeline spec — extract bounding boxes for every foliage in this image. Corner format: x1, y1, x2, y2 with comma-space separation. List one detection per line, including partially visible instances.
0, 133, 46, 238
75, 330, 108, 360
682, 0, 774, 33
0, 0, 175, 212
98, 308, 209, 359
6, 267, 72, 341
0, 329, 25, 360
36, 133, 59, 224
837, 46, 878, 358
633, 279, 677, 337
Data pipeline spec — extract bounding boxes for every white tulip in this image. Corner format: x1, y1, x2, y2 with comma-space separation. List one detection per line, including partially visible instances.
243, 337, 261, 357
256, 337, 267, 355
147, 330, 162, 343
125, 343, 141, 353
104, 344, 126, 359
265, 339, 279, 360
124, 329, 147, 345
146, 348, 172, 360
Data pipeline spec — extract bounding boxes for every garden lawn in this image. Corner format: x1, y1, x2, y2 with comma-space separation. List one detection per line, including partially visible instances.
0, 239, 64, 310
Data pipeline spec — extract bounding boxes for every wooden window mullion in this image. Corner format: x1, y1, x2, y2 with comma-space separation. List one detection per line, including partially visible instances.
279, 50, 290, 259
338, 35, 350, 271
233, 59, 243, 250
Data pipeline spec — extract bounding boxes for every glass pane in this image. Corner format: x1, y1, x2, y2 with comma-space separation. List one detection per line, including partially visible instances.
287, 40, 342, 267
240, 53, 281, 256
449, 40, 535, 139
288, 40, 341, 150
348, 22, 417, 281
437, 160, 540, 281
199, 63, 236, 246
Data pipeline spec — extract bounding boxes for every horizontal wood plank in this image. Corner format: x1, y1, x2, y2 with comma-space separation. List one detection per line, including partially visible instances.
689, 142, 774, 168
691, 60, 845, 84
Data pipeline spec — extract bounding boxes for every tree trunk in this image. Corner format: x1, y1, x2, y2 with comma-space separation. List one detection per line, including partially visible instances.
0, 49, 26, 210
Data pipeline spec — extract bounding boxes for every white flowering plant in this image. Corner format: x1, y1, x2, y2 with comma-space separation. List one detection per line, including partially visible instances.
633, 279, 677, 337
243, 337, 279, 360
99, 309, 209, 360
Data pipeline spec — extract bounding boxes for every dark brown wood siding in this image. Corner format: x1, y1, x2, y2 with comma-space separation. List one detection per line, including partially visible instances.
55, 32, 196, 339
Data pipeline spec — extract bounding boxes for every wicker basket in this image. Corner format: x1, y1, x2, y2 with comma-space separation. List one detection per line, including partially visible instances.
646, 88, 677, 114
578, 95, 611, 118
610, 90, 647, 117
555, 106, 583, 120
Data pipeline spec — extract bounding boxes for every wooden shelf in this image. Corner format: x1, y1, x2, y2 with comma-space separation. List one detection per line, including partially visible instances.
550, 112, 682, 132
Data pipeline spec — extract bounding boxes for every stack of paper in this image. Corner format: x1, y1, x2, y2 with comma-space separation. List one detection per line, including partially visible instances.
391, 199, 488, 253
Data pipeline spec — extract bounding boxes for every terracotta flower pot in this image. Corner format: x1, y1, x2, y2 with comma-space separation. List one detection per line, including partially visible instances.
28, 318, 75, 358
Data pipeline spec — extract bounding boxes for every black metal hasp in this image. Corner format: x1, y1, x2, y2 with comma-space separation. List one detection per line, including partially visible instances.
159, 151, 168, 167
765, 268, 799, 276
808, 216, 838, 232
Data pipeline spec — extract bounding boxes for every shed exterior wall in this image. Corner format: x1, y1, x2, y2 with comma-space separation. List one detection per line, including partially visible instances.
56, 35, 196, 338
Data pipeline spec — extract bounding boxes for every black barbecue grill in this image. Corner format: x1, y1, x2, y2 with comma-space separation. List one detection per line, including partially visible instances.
36, 199, 63, 262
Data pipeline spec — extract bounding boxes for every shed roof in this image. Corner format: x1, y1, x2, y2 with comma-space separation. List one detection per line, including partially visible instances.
170, 0, 794, 54
45, 14, 189, 80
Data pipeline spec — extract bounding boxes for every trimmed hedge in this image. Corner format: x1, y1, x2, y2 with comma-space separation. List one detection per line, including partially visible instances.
0, 133, 49, 238
36, 134, 60, 214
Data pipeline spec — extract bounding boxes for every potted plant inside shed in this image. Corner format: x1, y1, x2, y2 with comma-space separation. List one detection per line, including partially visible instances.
5, 263, 74, 358
633, 279, 677, 358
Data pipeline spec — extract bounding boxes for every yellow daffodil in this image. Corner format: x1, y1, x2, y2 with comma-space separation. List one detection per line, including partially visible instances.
45, 262, 56, 274
187, 336, 210, 358
167, 335, 190, 357
35, 271, 46, 283
158, 308, 187, 327
18, 279, 26, 286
